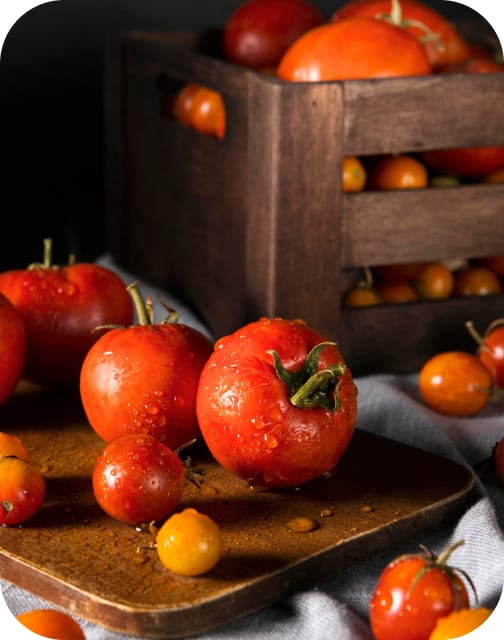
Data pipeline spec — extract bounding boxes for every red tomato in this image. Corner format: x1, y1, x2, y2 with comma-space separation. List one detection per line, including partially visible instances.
196, 317, 357, 488
331, 0, 470, 70
0, 292, 26, 405
467, 319, 504, 389
92, 434, 185, 525
222, 0, 324, 70
370, 541, 471, 640
0, 239, 133, 387
277, 17, 431, 81
420, 59, 504, 178
17, 609, 86, 640
172, 83, 226, 139
80, 283, 212, 450
374, 262, 425, 284
0, 456, 46, 525
474, 255, 504, 276
418, 351, 492, 416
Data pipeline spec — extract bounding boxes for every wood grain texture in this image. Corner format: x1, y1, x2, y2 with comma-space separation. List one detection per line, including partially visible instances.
0, 384, 476, 638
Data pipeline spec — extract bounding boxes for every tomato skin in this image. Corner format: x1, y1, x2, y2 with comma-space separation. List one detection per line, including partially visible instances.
17, 609, 86, 640
222, 0, 324, 70
418, 351, 492, 416
479, 323, 504, 389
429, 607, 492, 640
0, 261, 133, 387
331, 0, 470, 70
367, 154, 428, 190
0, 457, 46, 525
343, 156, 367, 192
343, 285, 382, 307
92, 434, 185, 525
278, 17, 431, 81
376, 281, 417, 303
370, 549, 470, 640
0, 432, 30, 461
414, 263, 454, 300
454, 267, 502, 297
80, 322, 212, 450
156, 508, 223, 576
0, 293, 26, 405
196, 317, 357, 488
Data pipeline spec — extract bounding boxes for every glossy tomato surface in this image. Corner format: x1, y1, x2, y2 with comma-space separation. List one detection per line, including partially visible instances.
277, 17, 431, 81
0, 456, 46, 525
196, 317, 357, 488
222, 0, 323, 70
0, 292, 26, 405
92, 434, 185, 525
0, 250, 133, 387
367, 154, 428, 190
80, 322, 212, 449
331, 0, 470, 70
453, 267, 502, 297
418, 351, 492, 416
17, 609, 86, 640
370, 544, 470, 640
478, 321, 504, 389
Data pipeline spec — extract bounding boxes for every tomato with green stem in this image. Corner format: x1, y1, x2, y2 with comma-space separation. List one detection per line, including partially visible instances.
196, 317, 357, 488
0, 293, 26, 405
80, 283, 213, 450
370, 541, 474, 640
466, 319, 504, 389
0, 238, 133, 387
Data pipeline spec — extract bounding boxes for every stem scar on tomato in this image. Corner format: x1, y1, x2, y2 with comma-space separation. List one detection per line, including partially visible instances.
268, 341, 346, 411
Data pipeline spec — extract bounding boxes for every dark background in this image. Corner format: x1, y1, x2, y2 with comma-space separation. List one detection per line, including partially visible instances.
0, 0, 490, 269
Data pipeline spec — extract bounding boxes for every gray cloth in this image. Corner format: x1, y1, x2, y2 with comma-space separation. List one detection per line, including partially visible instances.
2, 259, 504, 638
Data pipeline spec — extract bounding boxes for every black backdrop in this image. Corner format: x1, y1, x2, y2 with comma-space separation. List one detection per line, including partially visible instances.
0, 1, 485, 269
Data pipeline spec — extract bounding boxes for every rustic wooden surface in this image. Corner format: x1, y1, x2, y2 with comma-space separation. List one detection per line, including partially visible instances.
105, 29, 504, 376
0, 384, 476, 638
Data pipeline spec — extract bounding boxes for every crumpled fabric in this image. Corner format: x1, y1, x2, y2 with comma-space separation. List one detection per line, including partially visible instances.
2, 257, 503, 639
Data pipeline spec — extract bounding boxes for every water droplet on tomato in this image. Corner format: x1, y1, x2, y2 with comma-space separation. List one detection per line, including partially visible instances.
264, 433, 279, 449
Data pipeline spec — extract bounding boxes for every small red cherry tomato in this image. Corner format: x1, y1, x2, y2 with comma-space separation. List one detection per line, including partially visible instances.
156, 508, 223, 576
222, 0, 324, 70
0, 239, 133, 387
418, 351, 492, 416
80, 283, 212, 450
466, 319, 504, 389
17, 609, 86, 640
0, 456, 46, 525
196, 317, 357, 488
92, 434, 185, 525
370, 541, 472, 640
0, 292, 26, 405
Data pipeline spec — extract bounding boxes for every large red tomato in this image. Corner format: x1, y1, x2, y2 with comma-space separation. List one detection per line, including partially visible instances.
370, 542, 471, 640
420, 58, 504, 178
196, 317, 357, 488
277, 17, 431, 81
0, 292, 26, 405
331, 0, 470, 70
0, 239, 133, 387
222, 0, 324, 70
80, 284, 213, 450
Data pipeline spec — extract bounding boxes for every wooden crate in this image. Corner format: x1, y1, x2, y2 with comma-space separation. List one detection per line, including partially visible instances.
105, 29, 504, 376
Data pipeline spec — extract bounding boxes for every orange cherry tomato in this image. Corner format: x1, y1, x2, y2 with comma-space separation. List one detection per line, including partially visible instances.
156, 508, 223, 576
414, 263, 454, 299
343, 156, 366, 192
343, 284, 382, 307
429, 607, 492, 640
0, 432, 30, 461
444, 57, 504, 74
17, 609, 86, 640
0, 456, 46, 525
453, 266, 502, 297
376, 281, 417, 303
495, 436, 504, 486
481, 168, 504, 184
331, 0, 470, 71
190, 86, 226, 140
419, 351, 492, 416
172, 82, 200, 125
277, 17, 431, 82
367, 154, 428, 190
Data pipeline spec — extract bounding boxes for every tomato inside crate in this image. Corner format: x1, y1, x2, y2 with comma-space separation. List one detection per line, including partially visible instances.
105, 29, 504, 376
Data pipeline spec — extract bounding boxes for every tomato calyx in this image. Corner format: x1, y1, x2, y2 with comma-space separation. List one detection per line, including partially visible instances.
27, 237, 75, 271
127, 282, 179, 326
268, 341, 346, 411
407, 541, 477, 608
375, 0, 443, 50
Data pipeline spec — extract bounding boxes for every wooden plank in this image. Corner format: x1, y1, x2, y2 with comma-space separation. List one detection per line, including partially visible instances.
0, 384, 476, 638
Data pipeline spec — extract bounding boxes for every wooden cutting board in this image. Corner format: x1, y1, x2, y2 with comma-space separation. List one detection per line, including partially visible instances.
0, 383, 476, 638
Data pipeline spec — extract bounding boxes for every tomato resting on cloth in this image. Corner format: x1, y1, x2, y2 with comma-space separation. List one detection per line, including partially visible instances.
196, 317, 358, 488
0, 239, 133, 387
277, 16, 431, 81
